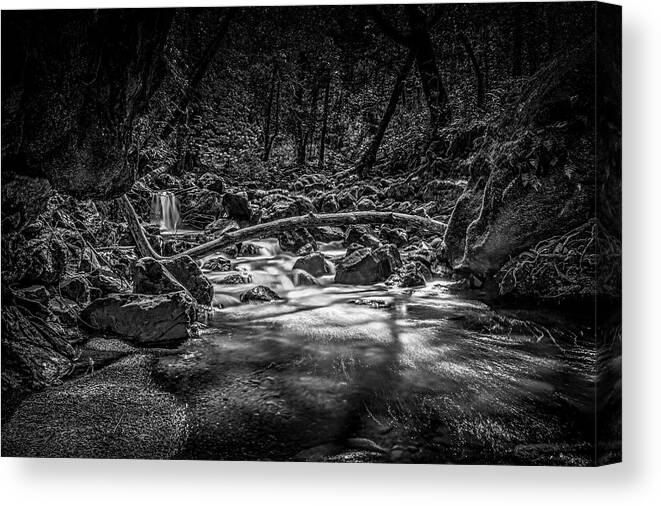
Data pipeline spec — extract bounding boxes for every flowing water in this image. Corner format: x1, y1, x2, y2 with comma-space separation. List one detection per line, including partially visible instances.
151, 191, 181, 232
152, 239, 601, 464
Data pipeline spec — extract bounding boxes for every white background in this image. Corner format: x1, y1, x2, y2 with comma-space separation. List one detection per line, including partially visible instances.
0, 0, 658, 504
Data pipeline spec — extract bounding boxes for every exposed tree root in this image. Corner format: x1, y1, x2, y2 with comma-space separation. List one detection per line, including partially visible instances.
497, 219, 621, 299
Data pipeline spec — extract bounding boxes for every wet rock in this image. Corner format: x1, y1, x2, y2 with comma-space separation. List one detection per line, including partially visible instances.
153, 173, 181, 190
278, 228, 318, 254
201, 256, 232, 271
222, 192, 251, 221
335, 247, 380, 285
133, 257, 186, 296
5, 233, 68, 286
240, 286, 281, 304
356, 197, 377, 211
335, 244, 401, 285
293, 173, 328, 193
239, 242, 263, 256
161, 255, 215, 306
198, 172, 224, 193
320, 194, 340, 213
178, 188, 223, 228
290, 269, 319, 286
48, 296, 80, 327
81, 292, 197, 344
59, 276, 91, 304
220, 272, 253, 284
2, 300, 75, 414
343, 225, 381, 249
373, 244, 403, 275
1, 173, 52, 234
88, 269, 127, 296
379, 226, 408, 247
293, 252, 334, 277
266, 196, 316, 221
336, 189, 356, 210
358, 184, 380, 198
311, 226, 344, 242
393, 262, 429, 288
15, 285, 50, 306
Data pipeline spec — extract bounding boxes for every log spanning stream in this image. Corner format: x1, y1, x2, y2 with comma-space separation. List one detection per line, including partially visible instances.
152, 239, 598, 464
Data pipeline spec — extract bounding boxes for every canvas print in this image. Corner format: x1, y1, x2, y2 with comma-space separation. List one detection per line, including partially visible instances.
1, 2, 621, 465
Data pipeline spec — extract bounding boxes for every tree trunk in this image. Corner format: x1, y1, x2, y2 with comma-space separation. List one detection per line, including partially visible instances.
317, 78, 331, 170
405, 5, 450, 130
160, 11, 234, 141
307, 82, 320, 159
511, 9, 523, 78
293, 81, 307, 164
120, 195, 162, 260
458, 32, 485, 110
181, 211, 447, 260
357, 51, 415, 178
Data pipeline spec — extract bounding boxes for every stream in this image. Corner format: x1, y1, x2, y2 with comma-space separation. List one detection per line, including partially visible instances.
151, 239, 598, 465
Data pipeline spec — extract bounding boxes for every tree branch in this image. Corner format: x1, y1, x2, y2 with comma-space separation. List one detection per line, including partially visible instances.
181, 211, 447, 260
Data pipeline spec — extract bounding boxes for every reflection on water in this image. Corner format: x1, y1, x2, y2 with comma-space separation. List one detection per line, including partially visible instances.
153, 239, 606, 464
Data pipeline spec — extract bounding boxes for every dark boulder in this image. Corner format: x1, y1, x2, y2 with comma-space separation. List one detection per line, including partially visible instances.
290, 269, 319, 287
59, 276, 91, 304
343, 225, 381, 249
278, 229, 318, 254
335, 244, 401, 285
198, 172, 224, 193
201, 256, 232, 272
240, 286, 281, 304
220, 272, 253, 284
133, 257, 186, 296
81, 292, 197, 344
161, 255, 214, 306
380, 226, 408, 247
222, 192, 251, 221
293, 252, 333, 277
4, 233, 68, 286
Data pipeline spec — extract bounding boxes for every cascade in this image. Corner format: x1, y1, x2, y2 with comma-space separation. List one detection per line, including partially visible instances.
151, 191, 181, 232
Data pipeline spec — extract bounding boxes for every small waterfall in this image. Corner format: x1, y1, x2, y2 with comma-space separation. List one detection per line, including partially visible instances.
151, 191, 181, 232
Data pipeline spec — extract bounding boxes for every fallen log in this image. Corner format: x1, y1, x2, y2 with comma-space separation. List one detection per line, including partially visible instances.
181, 211, 447, 260
122, 194, 446, 261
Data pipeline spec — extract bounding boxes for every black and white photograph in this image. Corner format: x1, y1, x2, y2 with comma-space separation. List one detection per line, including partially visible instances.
1, 1, 622, 467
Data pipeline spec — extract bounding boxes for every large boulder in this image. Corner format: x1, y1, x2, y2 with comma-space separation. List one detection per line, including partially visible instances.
290, 269, 319, 286
2, 296, 75, 415
293, 252, 333, 277
133, 257, 186, 296
80, 292, 197, 344
343, 225, 381, 249
178, 188, 223, 229
4, 232, 68, 286
198, 172, 224, 193
161, 255, 214, 306
278, 228, 317, 254
334, 245, 402, 285
222, 192, 251, 221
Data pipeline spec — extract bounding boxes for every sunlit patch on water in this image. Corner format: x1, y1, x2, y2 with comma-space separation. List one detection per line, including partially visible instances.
160, 240, 598, 464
